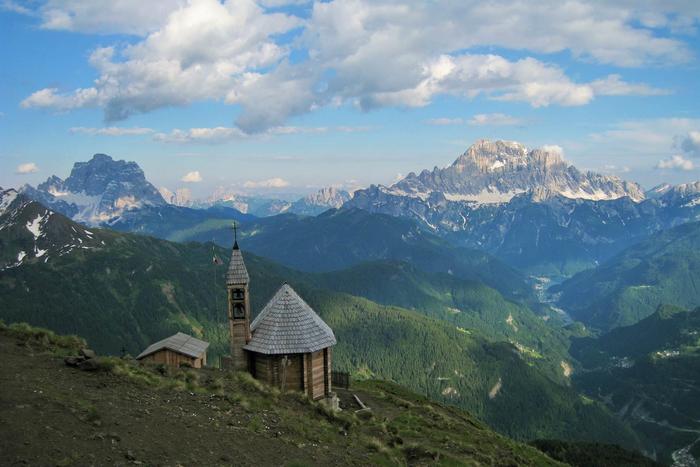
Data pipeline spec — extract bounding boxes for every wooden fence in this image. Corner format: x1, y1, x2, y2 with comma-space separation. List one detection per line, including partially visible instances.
332, 371, 351, 389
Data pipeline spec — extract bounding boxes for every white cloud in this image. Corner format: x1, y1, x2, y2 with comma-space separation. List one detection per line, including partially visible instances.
22, 0, 300, 124
181, 170, 203, 182
591, 118, 700, 154
680, 131, 700, 157
580, 118, 700, 173
153, 125, 332, 143
155, 127, 246, 144
468, 113, 522, 126
1, 0, 33, 15
541, 145, 564, 156
37, 0, 185, 35
20, 0, 690, 130
426, 118, 463, 126
656, 155, 695, 171
70, 126, 154, 136
243, 177, 290, 188
590, 74, 669, 96
15, 162, 39, 174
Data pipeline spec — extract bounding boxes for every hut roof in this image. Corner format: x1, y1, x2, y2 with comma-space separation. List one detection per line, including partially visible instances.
243, 283, 336, 355
226, 241, 249, 285
136, 332, 209, 360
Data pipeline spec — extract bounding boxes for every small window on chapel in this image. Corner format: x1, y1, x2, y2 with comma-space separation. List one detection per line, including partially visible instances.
233, 303, 245, 319
232, 288, 245, 300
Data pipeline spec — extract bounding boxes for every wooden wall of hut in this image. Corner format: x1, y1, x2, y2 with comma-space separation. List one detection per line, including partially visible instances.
139, 349, 205, 368
250, 349, 332, 400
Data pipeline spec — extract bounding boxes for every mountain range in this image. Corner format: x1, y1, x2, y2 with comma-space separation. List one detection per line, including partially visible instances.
20, 154, 351, 225
347, 140, 700, 274
5, 139, 700, 463
0, 192, 640, 448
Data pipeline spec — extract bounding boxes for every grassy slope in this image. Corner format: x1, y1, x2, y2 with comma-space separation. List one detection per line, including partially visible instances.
570, 305, 700, 464
555, 221, 700, 331
0, 324, 562, 467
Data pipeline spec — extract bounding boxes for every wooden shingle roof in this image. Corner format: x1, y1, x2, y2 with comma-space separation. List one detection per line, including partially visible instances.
243, 283, 336, 355
226, 241, 249, 285
136, 332, 209, 360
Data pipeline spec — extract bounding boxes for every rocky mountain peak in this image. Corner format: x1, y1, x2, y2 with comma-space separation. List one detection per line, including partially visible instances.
288, 186, 351, 216
377, 139, 644, 204
19, 153, 165, 225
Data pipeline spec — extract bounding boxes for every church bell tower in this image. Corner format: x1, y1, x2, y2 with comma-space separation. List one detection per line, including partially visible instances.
225, 224, 251, 371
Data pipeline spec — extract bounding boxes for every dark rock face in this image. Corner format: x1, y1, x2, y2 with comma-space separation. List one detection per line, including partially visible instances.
19, 154, 165, 225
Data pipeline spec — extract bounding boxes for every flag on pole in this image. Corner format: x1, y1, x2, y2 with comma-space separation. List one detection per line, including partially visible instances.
212, 246, 223, 265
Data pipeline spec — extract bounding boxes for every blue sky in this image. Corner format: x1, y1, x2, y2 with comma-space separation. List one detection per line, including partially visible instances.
1, 0, 699, 198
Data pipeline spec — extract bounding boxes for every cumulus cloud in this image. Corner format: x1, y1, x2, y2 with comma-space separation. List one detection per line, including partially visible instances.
15, 162, 39, 174
155, 127, 246, 144
37, 0, 185, 35
656, 155, 695, 171
20, 0, 690, 130
468, 113, 522, 126
22, 0, 300, 124
541, 145, 565, 156
680, 131, 700, 157
1, 0, 33, 15
181, 170, 202, 182
70, 126, 154, 136
590, 74, 670, 97
153, 125, 333, 143
243, 177, 290, 188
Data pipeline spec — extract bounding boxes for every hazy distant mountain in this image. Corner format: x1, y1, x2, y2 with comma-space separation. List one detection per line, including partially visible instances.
196, 189, 293, 217
288, 187, 351, 216
201, 186, 350, 217
19, 154, 165, 225
158, 187, 193, 207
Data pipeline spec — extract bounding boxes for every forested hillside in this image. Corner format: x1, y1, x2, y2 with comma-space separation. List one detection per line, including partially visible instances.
571, 305, 700, 463
555, 221, 700, 331
0, 197, 639, 448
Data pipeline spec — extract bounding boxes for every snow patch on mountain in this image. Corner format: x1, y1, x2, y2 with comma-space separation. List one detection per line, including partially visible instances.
20, 154, 165, 226
355, 139, 644, 206
0, 188, 18, 216
25, 213, 46, 239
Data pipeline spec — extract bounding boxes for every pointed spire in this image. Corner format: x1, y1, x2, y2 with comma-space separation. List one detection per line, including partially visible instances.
226, 222, 249, 284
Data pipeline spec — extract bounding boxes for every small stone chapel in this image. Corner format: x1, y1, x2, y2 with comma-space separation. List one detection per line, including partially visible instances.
222, 232, 337, 401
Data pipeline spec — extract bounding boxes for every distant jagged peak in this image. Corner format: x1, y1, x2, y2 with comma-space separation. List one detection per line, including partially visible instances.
453, 139, 565, 173
376, 138, 645, 204
647, 181, 700, 201
671, 181, 700, 196
19, 152, 166, 225
302, 186, 350, 206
